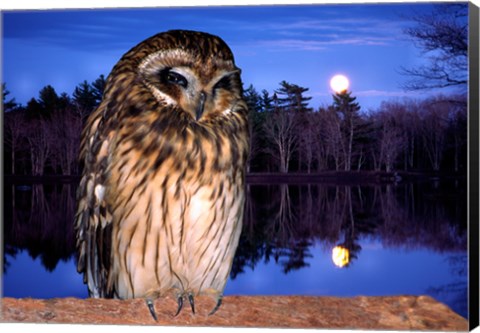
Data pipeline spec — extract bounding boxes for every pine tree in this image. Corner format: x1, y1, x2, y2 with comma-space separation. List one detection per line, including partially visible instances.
333, 91, 362, 171
37, 85, 60, 119
73, 80, 97, 119
260, 89, 274, 112
244, 84, 267, 171
25, 97, 44, 119
92, 74, 106, 106
244, 84, 262, 113
2, 83, 18, 112
274, 80, 312, 112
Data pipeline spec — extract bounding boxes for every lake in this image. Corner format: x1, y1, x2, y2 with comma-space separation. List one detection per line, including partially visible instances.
3, 177, 468, 319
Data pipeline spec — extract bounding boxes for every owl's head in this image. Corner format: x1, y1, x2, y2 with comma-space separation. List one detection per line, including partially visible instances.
105, 30, 245, 123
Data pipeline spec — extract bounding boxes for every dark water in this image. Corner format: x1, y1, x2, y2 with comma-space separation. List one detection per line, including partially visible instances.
3, 178, 468, 319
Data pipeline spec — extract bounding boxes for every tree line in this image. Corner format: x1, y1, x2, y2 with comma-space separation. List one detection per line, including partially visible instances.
245, 82, 466, 174
2, 78, 467, 176
3, 77, 105, 176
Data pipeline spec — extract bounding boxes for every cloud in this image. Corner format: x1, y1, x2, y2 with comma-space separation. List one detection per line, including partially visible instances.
255, 39, 327, 51
355, 89, 424, 97
3, 5, 410, 54
233, 13, 409, 51
252, 35, 392, 52
261, 17, 405, 34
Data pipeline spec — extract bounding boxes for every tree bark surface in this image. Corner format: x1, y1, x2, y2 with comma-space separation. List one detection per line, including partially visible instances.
0, 295, 468, 330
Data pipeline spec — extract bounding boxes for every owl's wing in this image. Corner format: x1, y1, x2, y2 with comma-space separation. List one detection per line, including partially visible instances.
75, 109, 114, 298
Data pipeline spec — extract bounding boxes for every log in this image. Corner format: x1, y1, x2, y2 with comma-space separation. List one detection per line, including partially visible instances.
0, 295, 468, 330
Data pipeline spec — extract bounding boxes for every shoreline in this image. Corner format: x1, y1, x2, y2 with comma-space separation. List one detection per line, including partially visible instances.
4, 170, 467, 185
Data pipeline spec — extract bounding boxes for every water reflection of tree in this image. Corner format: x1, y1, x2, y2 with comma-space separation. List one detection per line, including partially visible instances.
231, 184, 266, 278
232, 184, 380, 276
233, 184, 314, 275
232, 180, 466, 278
3, 183, 77, 273
4, 179, 467, 303
326, 186, 379, 267
375, 181, 467, 252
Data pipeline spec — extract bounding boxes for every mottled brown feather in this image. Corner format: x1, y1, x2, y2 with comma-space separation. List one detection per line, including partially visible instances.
75, 30, 249, 305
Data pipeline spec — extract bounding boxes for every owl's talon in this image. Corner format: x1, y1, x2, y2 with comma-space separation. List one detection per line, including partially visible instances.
208, 295, 223, 316
174, 295, 184, 317
146, 299, 158, 321
188, 293, 195, 314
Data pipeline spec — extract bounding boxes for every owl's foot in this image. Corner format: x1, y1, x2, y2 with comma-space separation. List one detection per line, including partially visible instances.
170, 290, 222, 316
174, 291, 196, 316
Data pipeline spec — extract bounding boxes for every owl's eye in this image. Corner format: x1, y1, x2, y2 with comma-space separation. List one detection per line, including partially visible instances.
167, 71, 188, 88
213, 76, 232, 92
213, 71, 240, 93
160, 69, 188, 88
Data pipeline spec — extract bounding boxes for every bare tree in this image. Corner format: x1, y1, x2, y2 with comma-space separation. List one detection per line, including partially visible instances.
307, 108, 336, 171
311, 112, 330, 171
447, 101, 467, 172
263, 108, 299, 173
273, 81, 312, 171
298, 113, 316, 173
419, 97, 452, 171
401, 4, 468, 91
397, 100, 421, 171
26, 119, 56, 175
320, 106, 345, 170
371, 99, 422, 171
373, 110, 405, 172
4, 110, 27, 175
51, 109, 82, 175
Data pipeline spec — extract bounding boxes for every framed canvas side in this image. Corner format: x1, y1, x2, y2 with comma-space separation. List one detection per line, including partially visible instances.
468, 1, 480, 331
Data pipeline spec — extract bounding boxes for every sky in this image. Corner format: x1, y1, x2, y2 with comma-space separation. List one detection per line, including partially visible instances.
0, 1, 467, 111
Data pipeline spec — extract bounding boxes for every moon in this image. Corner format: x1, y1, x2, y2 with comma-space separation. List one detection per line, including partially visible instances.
332, 245, 350, 268
330, 74, 350, 93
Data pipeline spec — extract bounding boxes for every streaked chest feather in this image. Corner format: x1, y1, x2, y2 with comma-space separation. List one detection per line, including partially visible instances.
106, 119, 246, 257
104, 125, 245, 297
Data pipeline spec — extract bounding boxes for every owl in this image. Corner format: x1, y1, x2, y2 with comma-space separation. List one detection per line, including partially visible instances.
74, 30, 250, 320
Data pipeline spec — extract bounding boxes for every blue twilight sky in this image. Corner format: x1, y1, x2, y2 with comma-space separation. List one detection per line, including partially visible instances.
1, 2, 464, 110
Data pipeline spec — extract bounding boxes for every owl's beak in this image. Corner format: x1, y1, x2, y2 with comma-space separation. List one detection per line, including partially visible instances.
195, 92, 206, 121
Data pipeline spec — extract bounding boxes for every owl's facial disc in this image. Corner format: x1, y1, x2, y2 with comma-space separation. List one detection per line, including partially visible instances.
138, 49, 241, 121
